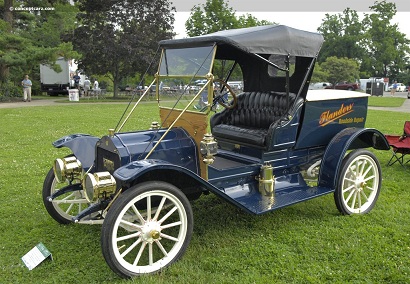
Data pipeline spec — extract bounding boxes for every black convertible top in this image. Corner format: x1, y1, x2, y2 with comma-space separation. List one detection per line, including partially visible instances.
159, 25, 324, 58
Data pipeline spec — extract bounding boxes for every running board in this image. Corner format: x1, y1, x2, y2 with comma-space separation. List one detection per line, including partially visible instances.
214, 183, 334, 215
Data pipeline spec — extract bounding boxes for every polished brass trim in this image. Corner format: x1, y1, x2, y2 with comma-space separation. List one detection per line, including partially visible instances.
258, 163, 275, 197
145, 81, 211, 159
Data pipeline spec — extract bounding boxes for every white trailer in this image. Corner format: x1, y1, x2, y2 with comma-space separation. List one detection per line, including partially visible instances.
40, 57, 71, 95
360, 77, 386, 96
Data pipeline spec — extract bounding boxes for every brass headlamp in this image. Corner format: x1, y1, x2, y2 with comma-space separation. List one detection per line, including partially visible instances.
83, 172, 117, 202
53, 157, 83, 183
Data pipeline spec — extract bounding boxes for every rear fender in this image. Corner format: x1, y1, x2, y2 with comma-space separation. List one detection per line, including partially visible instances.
53, 134, 99, 169
318, 127, 389, 189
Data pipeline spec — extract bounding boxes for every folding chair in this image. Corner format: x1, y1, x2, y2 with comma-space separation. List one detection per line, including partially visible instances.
385, 121, 410, 167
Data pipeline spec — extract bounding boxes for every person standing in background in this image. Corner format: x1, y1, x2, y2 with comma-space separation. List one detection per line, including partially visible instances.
73, 72, 81, 90
391, 80, 398, 96
21, 74, 32, 102
93, 79, 99, 90
83, 77, 91, 96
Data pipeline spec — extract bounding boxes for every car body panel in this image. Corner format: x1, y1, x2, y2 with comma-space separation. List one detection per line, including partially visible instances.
296, 93, 368, 149
95, 128, 199, 175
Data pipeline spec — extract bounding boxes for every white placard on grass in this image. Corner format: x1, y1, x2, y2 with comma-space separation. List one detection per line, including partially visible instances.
21, 243, 53, 270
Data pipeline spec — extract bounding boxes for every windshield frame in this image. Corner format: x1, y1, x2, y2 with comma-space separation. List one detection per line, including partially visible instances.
155, 45, 217, 113
158, 45, 216, 77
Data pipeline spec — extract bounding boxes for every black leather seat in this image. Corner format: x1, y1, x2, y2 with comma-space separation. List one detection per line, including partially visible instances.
210, 91, 296, 148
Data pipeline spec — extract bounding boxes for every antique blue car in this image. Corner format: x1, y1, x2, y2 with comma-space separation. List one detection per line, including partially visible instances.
43, 25, 389, 278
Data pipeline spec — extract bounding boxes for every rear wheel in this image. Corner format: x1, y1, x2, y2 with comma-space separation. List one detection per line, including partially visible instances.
101, 181, 193, 278
335, 149, 381, 215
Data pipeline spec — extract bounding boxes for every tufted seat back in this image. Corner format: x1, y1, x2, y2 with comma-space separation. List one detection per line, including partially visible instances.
210, 91, 296, 148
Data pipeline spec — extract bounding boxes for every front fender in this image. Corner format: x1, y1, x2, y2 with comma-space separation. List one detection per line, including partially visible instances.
318, 127, 389, 189
113, 159, 205, 184
53, 134, 99, 169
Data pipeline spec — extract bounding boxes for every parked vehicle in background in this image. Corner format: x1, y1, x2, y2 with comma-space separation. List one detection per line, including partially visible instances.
40, 57, 71, 96
227, 81, 243, 90
325, 81, 359, 91
308, 82, 332, 90
388, 83, 406, 92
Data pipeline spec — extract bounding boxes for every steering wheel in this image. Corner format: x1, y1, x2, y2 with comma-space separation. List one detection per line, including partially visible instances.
212, 79, 237, 109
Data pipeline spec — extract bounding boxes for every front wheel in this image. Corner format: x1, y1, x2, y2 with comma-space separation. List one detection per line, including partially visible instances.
335, 149, 382, 215
101, 181, 193, 278
42, 168, 88, 224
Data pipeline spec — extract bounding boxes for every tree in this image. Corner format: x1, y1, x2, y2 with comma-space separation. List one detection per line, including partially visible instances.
185, 0, 274, 37
320, 56, 360, 87
0, 0, 78, 95
185, 0, 236, 37
0, 0, 13, 81
316, 1, 410, 80
237, 13, 272, 28
361, 1, 410, 79
310, 63, 329, 83
317, 8, 365, 63
73, 0, 175, 97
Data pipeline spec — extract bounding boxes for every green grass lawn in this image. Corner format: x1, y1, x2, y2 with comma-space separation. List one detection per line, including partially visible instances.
1, 103, 409, 283
368, 96, 406, 107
